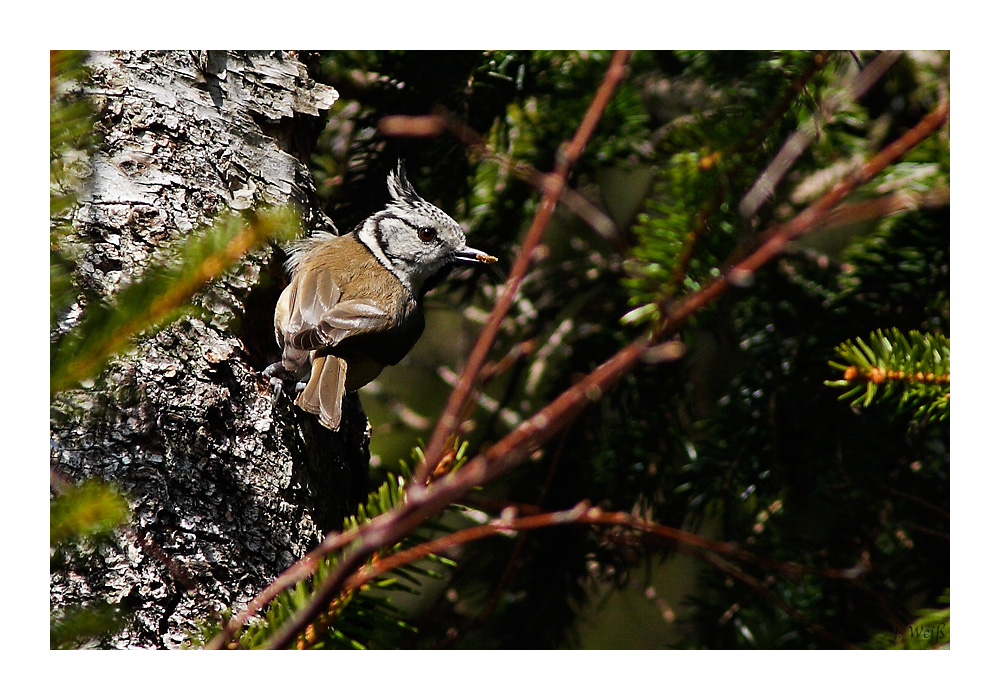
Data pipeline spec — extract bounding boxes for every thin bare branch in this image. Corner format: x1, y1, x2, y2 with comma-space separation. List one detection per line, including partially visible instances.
345, 503, 865, 594
414, 50, 633, 485
811, 186, 949, 232
739, 50, 903, 220
379, 113, 618, 240
205, 527, 362, 649
336, 502, 865, 650
699, 551, 860, 649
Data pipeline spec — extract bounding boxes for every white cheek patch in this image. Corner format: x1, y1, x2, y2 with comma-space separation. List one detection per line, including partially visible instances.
377, 218, 416, 253
357, 218, 412, 291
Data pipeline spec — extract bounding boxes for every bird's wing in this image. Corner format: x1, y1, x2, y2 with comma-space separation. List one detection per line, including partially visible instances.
282, 267, 393, 351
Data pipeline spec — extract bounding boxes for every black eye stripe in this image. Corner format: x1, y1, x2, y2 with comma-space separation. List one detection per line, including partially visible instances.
371, 214, 440, 248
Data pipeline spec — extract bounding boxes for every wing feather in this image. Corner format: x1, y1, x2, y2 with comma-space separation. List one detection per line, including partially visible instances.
282, 269, 393, 351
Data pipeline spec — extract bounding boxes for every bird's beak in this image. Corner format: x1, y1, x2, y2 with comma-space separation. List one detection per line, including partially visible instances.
454, 245, 498, 265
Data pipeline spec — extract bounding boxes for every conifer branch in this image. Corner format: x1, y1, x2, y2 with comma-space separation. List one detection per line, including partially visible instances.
50, 50, 95, 222
827, 328, 950, 421
49, 473, 131, 546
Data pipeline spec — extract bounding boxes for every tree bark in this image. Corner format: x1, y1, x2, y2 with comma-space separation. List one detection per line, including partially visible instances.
50, 50, 369, 648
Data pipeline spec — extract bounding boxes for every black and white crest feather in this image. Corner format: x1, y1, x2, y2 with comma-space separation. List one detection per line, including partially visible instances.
387, 160, 423, 206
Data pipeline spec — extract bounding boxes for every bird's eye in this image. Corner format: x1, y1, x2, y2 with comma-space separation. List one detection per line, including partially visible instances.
417, 226, 437, 242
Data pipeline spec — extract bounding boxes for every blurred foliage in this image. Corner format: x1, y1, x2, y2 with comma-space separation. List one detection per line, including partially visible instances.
49, 477, 133, 649
50, 600, 131, 650
51, 50, 96, 348
305, 50, 949, 649
50, 50, 96, 226
50, 478, 131, 547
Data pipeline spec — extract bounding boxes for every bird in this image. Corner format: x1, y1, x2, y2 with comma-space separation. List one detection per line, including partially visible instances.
266, 161, 497, 430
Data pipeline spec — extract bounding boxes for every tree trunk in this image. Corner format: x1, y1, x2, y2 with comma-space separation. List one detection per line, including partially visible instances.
50, 50, 369, 648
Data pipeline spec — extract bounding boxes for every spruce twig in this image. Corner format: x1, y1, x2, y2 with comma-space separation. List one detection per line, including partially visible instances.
828, 328, 950, 421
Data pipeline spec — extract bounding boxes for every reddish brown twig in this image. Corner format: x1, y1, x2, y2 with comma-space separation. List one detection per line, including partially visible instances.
205, 526, 362, 649
413, 50, 633, 486
811, 186, 949, 232
354, 502, 864, 650
344, 502, 864, 595
380, 112, 617, 240
739, 50, 903, 220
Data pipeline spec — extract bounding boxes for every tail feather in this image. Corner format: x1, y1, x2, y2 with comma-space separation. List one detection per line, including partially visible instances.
295, 354, 348, 430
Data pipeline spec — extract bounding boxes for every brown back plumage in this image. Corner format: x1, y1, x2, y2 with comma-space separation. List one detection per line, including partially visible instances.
274, 233, 423, 429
